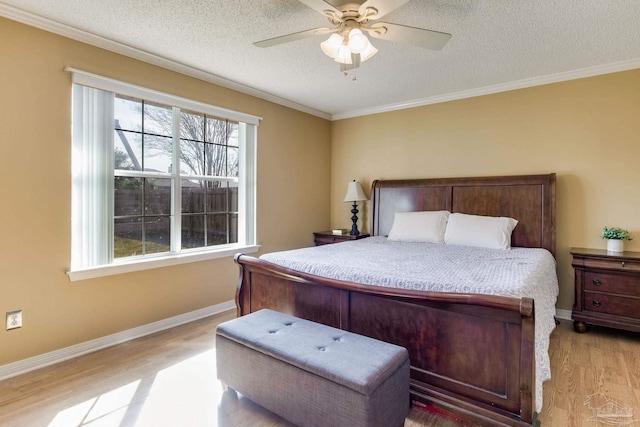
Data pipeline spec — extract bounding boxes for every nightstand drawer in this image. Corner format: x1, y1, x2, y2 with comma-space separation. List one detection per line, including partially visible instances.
581, 257, 640, 273
584, 271, 640, 295
315, 235, 348, 245
584, 292, 640, 318
313, 231, 370, 246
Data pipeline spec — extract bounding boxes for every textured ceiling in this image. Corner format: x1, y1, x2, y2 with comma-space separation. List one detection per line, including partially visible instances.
2, 0, 640, 119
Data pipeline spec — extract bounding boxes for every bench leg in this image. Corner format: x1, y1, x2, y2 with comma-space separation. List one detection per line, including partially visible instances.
220, 381, 237, 396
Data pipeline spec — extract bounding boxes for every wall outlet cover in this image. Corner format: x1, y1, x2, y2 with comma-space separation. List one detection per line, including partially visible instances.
6, 310, 22, 330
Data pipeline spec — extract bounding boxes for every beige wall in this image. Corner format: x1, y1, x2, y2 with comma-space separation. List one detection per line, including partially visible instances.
331, 69, 640, 312
0, 17, 331, 365
3, 15, 639, 367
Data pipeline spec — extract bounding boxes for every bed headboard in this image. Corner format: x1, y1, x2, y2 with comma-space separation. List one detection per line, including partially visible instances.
370, 173, 556, 256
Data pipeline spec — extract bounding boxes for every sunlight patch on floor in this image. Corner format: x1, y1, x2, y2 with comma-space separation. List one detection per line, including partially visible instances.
46, 349, 223, 427
134, 349, 222, 427
48, 381, 140, 427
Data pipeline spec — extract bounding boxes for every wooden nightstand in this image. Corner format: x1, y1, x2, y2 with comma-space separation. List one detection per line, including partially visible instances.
571, 247, 640, 333
313, 231, 370, 246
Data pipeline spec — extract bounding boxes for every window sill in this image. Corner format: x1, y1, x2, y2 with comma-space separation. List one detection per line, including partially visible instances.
67, 244, 261, 281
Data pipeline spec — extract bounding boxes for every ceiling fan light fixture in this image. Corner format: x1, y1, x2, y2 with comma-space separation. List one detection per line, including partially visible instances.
320, 33, 342, 58
321, 29, 376, 67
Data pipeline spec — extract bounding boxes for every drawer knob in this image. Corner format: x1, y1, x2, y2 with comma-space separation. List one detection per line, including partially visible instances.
592, 300, 602, 307
592, 279, 601, 286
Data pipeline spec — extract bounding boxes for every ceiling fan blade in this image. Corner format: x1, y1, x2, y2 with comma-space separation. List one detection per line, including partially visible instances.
297, 0, 343, 19
366, 22, 452, 50
358, 0, 410, 21
254, 28, 334, 48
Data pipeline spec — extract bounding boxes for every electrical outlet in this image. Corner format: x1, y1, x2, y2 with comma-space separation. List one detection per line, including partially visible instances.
6, 310, 22, 330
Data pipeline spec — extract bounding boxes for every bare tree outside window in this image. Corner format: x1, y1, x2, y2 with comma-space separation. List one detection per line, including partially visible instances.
112, 95, 239, 258
178, 110, 239, 180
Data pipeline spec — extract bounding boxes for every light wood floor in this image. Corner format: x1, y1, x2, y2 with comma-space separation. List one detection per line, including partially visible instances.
1, 312, 639, 427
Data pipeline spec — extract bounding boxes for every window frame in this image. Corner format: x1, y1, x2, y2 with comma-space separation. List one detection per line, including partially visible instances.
67, 68, 260, 281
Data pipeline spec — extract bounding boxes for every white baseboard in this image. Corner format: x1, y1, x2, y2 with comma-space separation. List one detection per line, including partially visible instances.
0, 300, 235, 381
555, 309, 572, 321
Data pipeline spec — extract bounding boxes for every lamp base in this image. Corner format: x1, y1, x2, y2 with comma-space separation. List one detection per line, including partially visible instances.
350, 202, 360, 236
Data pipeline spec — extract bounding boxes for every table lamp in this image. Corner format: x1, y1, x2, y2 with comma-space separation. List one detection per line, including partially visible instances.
343, 180, 368, 236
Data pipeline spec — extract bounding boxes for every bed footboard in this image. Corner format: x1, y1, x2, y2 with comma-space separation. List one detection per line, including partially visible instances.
235, 254, 537, 427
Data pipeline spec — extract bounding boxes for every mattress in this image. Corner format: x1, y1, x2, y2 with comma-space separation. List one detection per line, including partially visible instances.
260, 236, 559, 413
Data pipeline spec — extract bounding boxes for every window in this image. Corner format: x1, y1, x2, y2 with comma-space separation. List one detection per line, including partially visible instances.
68, 69, 259, 280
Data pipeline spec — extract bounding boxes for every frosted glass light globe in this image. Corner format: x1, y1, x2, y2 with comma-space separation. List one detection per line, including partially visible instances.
347, 29, 367, 54
334, 44, 353, 64
320, 33, 342, 58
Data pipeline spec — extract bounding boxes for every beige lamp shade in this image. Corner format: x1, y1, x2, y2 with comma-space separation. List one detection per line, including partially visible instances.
343, 180, 368, 202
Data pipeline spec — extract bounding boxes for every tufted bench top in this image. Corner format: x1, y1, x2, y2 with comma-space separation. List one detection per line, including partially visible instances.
216, 309, 408, 395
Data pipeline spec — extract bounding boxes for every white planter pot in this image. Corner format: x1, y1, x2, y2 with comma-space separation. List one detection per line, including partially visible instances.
607, 239, 624, 253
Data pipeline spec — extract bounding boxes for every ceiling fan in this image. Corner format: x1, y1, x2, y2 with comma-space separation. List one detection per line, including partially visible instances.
254, 0, 451, 73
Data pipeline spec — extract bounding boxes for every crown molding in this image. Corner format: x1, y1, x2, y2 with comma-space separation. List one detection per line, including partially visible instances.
0, 3, 332, 120
331, 58, 640, 120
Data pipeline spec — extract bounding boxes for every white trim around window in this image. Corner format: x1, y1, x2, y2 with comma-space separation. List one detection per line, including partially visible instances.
66, 68, 261, 281
65, 67, 261, 126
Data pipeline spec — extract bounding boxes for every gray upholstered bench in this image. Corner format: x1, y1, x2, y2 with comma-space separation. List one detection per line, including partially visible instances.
216, 309, 410, 427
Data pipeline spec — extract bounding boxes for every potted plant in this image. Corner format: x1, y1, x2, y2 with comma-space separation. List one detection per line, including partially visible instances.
601, 226, 632, 253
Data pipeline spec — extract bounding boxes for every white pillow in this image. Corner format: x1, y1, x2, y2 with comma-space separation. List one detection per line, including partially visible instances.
387, 211, 450, 244
444, 213, 518, 250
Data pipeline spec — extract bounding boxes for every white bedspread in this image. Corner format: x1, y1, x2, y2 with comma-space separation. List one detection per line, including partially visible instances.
260, 236, 558, 413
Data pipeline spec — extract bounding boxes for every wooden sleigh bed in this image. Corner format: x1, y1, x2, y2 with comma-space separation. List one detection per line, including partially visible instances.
234, 173, 556, 427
